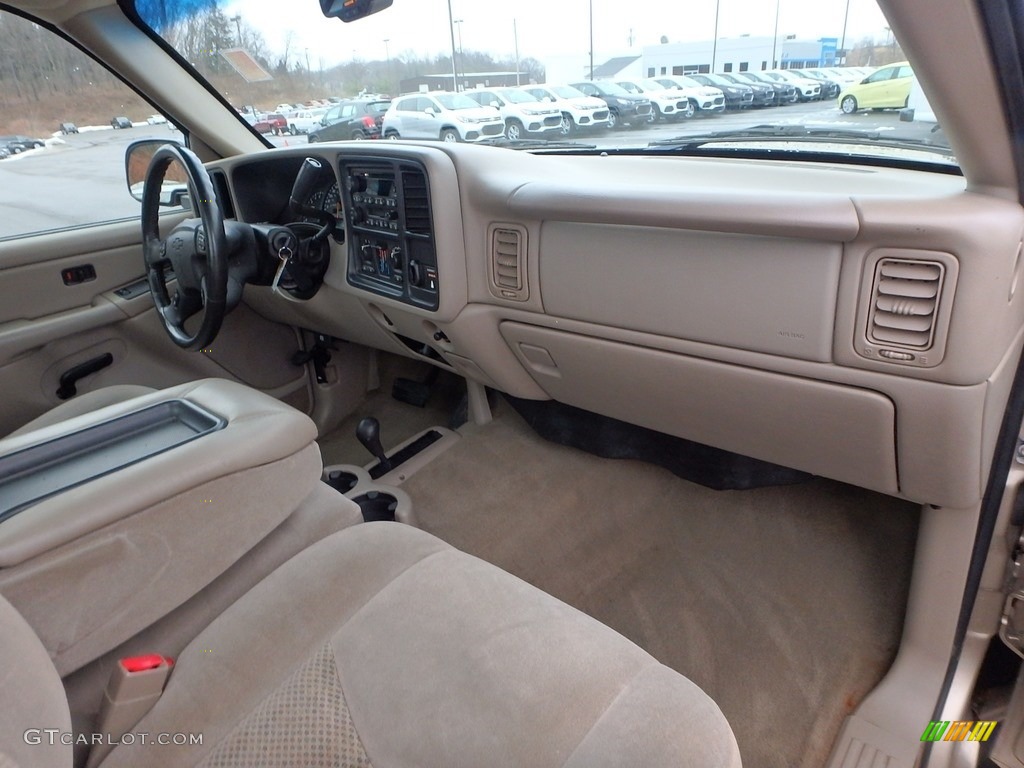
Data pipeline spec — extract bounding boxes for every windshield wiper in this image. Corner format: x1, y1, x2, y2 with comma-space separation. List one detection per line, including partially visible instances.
479, 138, 597, 151
648, 124, 955, 158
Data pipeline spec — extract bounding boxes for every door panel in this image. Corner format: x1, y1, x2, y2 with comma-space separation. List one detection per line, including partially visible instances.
0, 221, 311, 437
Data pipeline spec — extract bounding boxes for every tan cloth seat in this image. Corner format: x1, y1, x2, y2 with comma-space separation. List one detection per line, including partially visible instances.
1, 522, 740, 768
7, 386, 157, 440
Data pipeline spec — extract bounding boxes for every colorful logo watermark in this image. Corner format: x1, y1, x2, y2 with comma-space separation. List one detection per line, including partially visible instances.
920, 721, 997, 742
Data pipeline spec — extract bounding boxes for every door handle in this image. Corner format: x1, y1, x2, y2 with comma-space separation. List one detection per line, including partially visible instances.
56, 353, 113, 400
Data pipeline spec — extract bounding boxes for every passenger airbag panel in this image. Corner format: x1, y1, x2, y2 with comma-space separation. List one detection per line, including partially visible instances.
539, 222, 841, 362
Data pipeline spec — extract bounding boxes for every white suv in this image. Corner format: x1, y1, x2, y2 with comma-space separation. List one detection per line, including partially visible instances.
616, 79, 696, 121
286, 108, 328, 135
652, 76, 727, 114
381, 92, 504, 142
762, 71, 821, 101
464, 88, 562, 140
519, 84, 610, 135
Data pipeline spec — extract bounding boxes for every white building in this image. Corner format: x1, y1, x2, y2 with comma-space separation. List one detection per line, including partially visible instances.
641, 36, 838, 77
541, 36, 840, 85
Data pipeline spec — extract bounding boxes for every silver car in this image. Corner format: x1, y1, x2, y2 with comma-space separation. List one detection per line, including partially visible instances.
382, 92, 504, 143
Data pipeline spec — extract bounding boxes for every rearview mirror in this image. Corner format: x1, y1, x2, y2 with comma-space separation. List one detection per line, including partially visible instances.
424, 107, 436, 115
125, 139, 190, 208
319, 0, 393, 22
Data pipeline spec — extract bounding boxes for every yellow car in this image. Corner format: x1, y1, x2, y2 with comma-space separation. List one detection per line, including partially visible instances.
838, 61, 915, 113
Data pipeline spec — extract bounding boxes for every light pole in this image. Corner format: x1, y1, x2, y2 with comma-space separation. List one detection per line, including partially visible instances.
839, 0, 850, 63
383, 38, 391, 92
588, 0, 594, 79
772, 0, 781, 68
305, 47, 311, 74
231, 14, 242, 47
454, 19, 464, 84
446, 0, 459, 91
513, 19, 521, 85
711, 0, 721, 72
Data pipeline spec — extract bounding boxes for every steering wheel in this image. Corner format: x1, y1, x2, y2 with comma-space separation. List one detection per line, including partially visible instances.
141, 144, 228, 350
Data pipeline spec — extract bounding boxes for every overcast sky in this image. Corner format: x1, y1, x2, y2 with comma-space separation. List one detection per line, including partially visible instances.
225, 0, 891, 68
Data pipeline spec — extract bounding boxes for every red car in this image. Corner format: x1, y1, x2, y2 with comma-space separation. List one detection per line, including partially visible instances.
243, 112, 287, 135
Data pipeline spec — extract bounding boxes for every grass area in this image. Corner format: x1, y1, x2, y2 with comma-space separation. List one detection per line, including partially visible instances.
0, 87, 154, 138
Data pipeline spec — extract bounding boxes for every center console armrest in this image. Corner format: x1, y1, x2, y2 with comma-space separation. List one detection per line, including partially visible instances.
0, 379, 322, 675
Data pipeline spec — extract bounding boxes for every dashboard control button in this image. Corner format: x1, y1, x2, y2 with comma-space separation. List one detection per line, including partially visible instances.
879, 349, 914, 361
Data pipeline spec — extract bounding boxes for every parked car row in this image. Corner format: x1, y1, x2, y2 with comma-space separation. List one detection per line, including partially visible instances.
0, 134, 45, 156
240, 112, 288, 135
258, 65, 910, 147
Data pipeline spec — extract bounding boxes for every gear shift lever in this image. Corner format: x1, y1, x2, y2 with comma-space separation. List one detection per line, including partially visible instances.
356, 417, 392, 473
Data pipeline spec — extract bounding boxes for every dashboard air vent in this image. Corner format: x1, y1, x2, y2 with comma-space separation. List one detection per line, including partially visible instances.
867, 258, 945, 349
490, 225, 528, 301
401, 168, 431, 234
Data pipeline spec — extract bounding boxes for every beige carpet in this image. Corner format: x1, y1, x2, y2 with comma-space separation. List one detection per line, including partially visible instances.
318, 386, 918, 767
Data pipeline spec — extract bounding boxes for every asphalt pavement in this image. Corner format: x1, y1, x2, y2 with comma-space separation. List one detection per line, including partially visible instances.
0, 103, 944, 242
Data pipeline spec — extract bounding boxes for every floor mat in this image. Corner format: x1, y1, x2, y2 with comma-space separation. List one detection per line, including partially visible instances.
397, 403, 919, 768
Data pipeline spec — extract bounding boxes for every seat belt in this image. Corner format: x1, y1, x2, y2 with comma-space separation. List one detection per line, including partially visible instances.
84, 654, 173, 768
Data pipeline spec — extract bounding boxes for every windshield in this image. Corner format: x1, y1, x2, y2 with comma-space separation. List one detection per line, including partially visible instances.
130, 0, 953, 168
595, 82, 631, 97
698, 74, 731, 87
663, 75, 703, 89
498, 88, 536, 104
434, 93, 481, 110
550, 85, 586, 99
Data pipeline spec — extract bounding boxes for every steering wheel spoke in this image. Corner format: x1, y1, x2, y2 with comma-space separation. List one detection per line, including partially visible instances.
143, 237, 168, 268
169, 288, 204, 324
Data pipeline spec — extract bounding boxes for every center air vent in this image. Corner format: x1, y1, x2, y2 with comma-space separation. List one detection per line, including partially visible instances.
489, 225, 528, 301
400, 168, 431, 234
867, 258, 944, 349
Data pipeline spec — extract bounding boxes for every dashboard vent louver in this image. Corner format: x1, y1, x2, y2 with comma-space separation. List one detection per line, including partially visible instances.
401, 168, 431, 234
867, 258, 945, 349
489, 225, 528, 301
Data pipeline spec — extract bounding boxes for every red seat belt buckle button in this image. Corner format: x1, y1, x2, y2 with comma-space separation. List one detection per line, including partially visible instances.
120, 654, 172, 673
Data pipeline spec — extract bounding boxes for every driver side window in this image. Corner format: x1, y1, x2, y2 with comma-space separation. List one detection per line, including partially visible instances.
0, 9, 181, 242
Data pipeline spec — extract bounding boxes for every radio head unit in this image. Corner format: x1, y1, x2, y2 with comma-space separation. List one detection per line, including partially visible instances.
341, 159, 438, 311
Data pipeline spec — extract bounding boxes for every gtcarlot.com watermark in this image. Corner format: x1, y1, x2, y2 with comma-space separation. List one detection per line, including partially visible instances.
24, 729, 203, 747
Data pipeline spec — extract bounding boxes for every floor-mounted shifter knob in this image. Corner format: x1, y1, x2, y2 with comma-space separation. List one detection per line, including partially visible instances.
356, 417, 392, 472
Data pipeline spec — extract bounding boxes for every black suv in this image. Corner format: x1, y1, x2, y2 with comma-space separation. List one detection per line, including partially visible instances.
688, 74, 755, 109
735, 72, 798, 105
569, 81, 652, 129
716, 73, 776, 107
307, 99, 391, 142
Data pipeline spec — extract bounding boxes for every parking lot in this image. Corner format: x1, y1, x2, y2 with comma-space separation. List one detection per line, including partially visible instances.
0, 102, 944, 241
